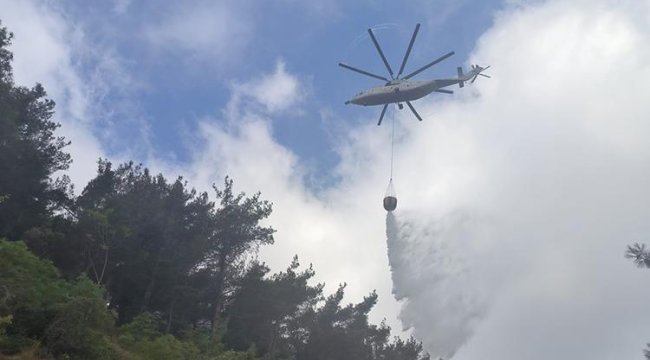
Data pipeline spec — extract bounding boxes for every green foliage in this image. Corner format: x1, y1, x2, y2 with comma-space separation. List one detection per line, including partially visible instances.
0, 240, 66, 312
0, 239, 68, 352
43, 278, 117, 359
118, 313, 163, 344
0, 22, 72, 240
75, 161, 218, 327
223, 257, 322, 358
377, 336, 431, 360
290, 285, 383, 360
204, 177, 276, 336
0, 240, 117, 358
0, 21, 14, 83
285, 284, 429, 360
116, 314, 259, 360
210, 176, 276, 261
0, 315, 11, 341
121, 333, 201, 360
212, 349, 259, 360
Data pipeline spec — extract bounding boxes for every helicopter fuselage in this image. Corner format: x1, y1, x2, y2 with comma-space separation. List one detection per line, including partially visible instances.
346, 78, 460, 106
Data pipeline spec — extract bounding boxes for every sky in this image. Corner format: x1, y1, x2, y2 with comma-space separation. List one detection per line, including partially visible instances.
2, 0, 650, 358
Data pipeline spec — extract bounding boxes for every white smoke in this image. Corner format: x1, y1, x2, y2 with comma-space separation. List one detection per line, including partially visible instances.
386, 211, 490, 359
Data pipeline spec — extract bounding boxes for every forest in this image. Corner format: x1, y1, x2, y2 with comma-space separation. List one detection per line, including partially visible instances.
0, 23, 430, 360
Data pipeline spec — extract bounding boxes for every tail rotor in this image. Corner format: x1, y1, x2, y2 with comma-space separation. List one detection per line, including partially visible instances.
470, 64, 491, 84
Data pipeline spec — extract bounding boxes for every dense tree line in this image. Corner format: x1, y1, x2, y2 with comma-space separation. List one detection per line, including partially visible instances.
0, 22, 430, 360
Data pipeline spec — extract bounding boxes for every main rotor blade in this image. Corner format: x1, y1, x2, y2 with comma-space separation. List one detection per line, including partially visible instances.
338, 63, 389, 82
377, 104, 389, 126
403, 51, 455, 80
435, 89, 453, 94
368, 28, 394, 79
406, 101, 422, 121
397, 23, 420, 78
471, 74, 478, 83
479, 74, 491, 78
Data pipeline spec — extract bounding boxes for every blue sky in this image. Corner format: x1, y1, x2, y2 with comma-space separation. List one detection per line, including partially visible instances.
53, 0, 501, 179
5, 0, 650, 358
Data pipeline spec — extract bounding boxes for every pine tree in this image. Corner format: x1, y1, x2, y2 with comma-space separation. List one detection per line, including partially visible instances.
0, 22, 72, 240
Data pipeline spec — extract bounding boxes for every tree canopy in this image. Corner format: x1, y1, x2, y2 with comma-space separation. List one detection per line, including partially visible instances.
0, 21, 430, 360
0, 22, 72, 241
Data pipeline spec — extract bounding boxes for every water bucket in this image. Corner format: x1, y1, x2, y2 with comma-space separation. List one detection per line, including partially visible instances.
383, 179, 397, 211
383, 196, 397, 211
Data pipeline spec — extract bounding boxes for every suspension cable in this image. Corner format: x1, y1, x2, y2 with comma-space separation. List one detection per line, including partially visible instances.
390, 113, 395, 180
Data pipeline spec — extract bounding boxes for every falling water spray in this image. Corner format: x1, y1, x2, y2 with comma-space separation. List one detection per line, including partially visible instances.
386, 211, 487, 358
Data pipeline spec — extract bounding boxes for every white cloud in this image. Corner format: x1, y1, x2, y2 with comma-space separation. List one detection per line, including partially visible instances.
246, 61, 303, 114
144, 0, 253, 64
385, 0, 650, 358
112, 0, 131, 14
228, 60, 304, 116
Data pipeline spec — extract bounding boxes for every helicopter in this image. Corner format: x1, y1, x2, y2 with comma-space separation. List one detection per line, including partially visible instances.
340, 23, 490, 125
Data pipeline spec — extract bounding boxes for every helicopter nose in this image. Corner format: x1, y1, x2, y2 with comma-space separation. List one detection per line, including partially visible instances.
345, 97, 359, 105
349, 94, 364, 105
